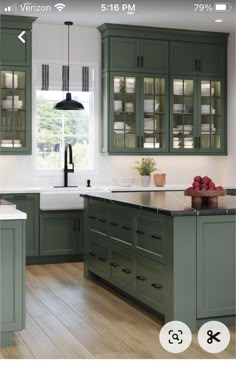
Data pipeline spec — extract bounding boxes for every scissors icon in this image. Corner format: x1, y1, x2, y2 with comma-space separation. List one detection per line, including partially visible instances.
207, 330, 221, 344
168, 330, 183, 344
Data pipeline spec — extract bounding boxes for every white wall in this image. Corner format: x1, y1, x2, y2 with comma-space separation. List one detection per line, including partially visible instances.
0, 23, 235, 188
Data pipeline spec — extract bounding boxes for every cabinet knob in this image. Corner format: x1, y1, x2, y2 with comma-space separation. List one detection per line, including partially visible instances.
122, 268, 132, 274
136, 230, 145, 235
98, 218, 106, 223
151, 283, 162, 289
89, 215, 96, 220
137, 56, 140, 68
89, 252, 96, 257
110, 262, 119, 267
122, 225, 131, 231
110, 222, 118, 226
98, 257, 107, 262
151, 235, 161, 240
136, 275, 146, 281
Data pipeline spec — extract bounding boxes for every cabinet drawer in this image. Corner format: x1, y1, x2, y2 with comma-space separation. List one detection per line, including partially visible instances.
88, 200, 108, 236
86, 237, 110, 279
110, 207, 132, 247
135, 215, 165, 263
136, 255, 165, 314
110, 246, 135, 293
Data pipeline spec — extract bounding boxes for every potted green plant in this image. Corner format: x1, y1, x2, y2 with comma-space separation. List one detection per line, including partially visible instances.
134, 157, 157, 186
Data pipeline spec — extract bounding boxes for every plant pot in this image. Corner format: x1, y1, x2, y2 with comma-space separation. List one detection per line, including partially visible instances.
154, 173, 166, 187
140, 175, 151, 187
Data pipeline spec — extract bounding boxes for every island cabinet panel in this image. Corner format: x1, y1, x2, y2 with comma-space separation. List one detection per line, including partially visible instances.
86, 236, 110, 280
110, 245, 135, 293
87, 200, 109, 238
197, 215, 236, 318
136, 255, 165, 314
135, 213, 166, 264
0, 220, 25, 346
40, 211, 82, 256
110, 205, 133, 248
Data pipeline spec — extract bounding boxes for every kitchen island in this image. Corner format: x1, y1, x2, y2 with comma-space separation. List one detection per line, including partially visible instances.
82, 191, 236, 331
0, 201, 26, 347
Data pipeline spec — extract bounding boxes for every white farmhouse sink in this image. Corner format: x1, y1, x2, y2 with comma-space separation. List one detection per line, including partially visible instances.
40, 187, 110, 210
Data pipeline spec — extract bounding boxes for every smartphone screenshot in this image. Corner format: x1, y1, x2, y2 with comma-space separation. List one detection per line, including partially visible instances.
0, 0, 235, 367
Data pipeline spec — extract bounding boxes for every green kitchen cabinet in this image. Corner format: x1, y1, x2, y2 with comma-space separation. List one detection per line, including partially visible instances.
107, 72, 169, 153
40, 211, 82, 256
0, 219, 25, 347
86, 235, 110, 280
170, 41, 226, 77
197, 215, 236, 318
227, 189, 236, 196
109, 37, 169, 74
0, 193, 39, 258
110, 245, 135, 293
170, 77, 226, 153
99, 23, 228, 155
0, 15, 36, 155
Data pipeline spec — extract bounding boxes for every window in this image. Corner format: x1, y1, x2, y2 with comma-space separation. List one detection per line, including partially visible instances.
35, 63, 94, 170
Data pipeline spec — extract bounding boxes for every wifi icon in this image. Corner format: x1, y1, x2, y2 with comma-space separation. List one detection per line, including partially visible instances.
54, 3, 66, 12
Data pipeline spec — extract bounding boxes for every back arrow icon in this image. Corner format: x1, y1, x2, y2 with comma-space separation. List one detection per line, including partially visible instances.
18, 31, 26, 44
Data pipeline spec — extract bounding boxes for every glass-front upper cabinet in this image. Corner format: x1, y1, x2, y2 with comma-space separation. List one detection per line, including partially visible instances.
112, 74, 138, 151
141, 76, 168, 152
199, 80, 222, 151
171, 78, 196, 151
0, 68, 30, 154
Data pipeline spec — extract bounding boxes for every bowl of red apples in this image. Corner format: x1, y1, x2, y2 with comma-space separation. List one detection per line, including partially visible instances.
184, 176, 226, 208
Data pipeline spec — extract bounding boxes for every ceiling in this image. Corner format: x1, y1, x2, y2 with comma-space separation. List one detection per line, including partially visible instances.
1, 0, 235, 33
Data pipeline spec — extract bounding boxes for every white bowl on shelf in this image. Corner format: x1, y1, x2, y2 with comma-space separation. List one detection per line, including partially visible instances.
117, 177, 133, 187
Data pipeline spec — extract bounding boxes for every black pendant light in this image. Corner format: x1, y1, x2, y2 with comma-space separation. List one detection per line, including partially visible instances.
54, 21, 84, 110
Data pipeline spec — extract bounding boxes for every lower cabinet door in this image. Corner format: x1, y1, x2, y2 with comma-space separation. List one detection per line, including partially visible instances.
0, 220, 25, 332
197, 215, 236, 318
110, 246, 135, 293
86, 236, 110, 279
135, 255, 165, 314
40, 211, 82, 256
0, 194, 39, 257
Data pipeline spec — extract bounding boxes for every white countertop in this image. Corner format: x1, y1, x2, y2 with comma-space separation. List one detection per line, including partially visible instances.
0, 205, 27, 220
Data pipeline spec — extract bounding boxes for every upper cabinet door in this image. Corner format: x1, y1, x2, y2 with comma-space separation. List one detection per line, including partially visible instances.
1, 29, 31, 66
110, 37, 140, 72
198, 44, 225, 77
141, 40, 169, 74
170, 42, 197, 75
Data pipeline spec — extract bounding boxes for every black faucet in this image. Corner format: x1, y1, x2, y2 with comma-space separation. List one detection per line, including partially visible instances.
64, 143, 74, 187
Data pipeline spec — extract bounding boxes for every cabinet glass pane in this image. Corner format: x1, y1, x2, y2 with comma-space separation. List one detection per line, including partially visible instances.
172, 79, 194, 149
143, 77, 165, 149
113, 76, 136, 149
200, 80, 221, 149
0, 70, 26, 149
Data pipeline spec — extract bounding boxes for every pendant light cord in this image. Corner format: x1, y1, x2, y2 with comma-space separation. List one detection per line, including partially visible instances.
67, 23, 70, 92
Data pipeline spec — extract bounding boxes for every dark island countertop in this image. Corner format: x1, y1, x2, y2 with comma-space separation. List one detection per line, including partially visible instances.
81, 191, 236, 216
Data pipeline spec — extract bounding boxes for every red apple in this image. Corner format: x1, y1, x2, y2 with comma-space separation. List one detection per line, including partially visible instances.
216, 186, 223, 190
202, 176, 211, 184
187, 187, 194, 190
208, 181, 215, 187
194, 176, 202, 182
200, 184, 208, 190
193, 181, 200, 188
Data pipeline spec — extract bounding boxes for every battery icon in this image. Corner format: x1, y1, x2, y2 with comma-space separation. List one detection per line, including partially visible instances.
214, 3, 232, 11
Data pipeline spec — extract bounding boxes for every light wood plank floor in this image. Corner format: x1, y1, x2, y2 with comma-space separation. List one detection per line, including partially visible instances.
0, 263, 235, 359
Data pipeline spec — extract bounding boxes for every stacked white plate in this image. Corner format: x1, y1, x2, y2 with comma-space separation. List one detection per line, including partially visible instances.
201, 105, 215, 114
184, 137, 193, 148
201, 124, 216, 133
114, 78, 122, 93
173, 137, 180, 148
2, 96, 23, 110
144, 100, 153, 112
201, 83, 215, 96
114, 100, 122, 112
1, 139, 22, 147
173, 81, 186, 95
173, 104, 186, 113
144, 118, 153, 130
125, 102, 134, 112
125, 78, 135, 93
114, 121, 125, 129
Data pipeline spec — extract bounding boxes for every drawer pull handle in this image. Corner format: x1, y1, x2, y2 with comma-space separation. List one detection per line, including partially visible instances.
136, 275, 146, 281
110, 262, 119, 267
89, 216, 96, 220
122, 268, 132, 274
151, 235, 161, 240
89, 252, 96, 257
151, 283, 162, 289
136, 230, 145, 235
98, 257, 107, 262
110, 222, 118, 226
122, 226, 131, 230
99, 218, 106, 223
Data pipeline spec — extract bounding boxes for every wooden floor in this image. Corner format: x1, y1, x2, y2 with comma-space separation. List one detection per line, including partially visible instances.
0, 262, 235, 359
